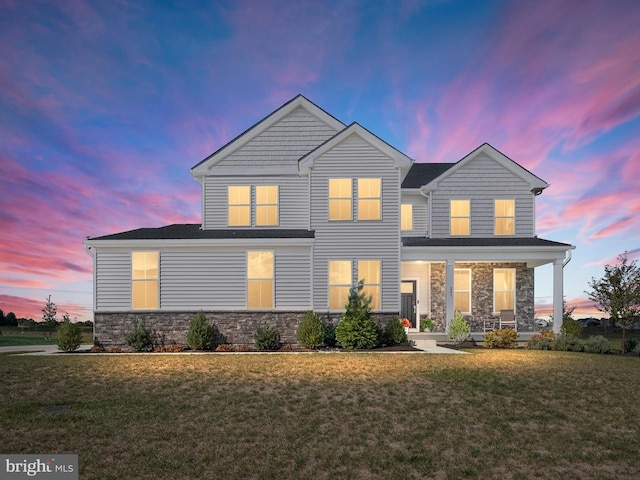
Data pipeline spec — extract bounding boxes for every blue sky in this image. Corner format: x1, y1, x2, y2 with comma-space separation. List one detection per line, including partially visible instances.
1, 0, 639, 321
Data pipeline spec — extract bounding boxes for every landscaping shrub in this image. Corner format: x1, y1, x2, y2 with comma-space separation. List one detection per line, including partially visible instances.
186, 311, 215, 350
297, 311, 324, 349
335, 281, 380, 350
527, 330, 556, 350
125, 318, 154, 352
255, 325, 280, 351
583, 335, 612, 354
561, 318, 582, 338
554, 334, 584, 352
323, 322, 337, 347
215, 343, 233, 352
447, 311, 471, 343
483, 328, 518, 349
384, 316, 407, 346
634, 342, 640, 354
624, 337, 638, 353
55, 319, 82, 352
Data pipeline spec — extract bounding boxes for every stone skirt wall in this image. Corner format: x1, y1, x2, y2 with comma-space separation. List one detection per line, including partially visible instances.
94, 311, 399, 348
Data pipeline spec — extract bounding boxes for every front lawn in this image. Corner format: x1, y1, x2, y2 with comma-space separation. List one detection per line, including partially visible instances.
1, 351, 638, 479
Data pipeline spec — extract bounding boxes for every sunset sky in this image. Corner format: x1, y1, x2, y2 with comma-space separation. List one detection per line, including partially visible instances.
1, 0, 639, 322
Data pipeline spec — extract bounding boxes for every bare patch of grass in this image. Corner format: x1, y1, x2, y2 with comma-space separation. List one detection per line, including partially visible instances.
0, 351, 639, 479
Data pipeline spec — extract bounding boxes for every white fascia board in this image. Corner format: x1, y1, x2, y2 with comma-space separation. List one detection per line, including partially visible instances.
190, 96, 345, 177
300, 124, 413, 174
85, 238, 316, 249
401, 245, 571, 263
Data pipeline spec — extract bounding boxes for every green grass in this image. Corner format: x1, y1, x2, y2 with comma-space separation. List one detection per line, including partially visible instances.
0, 326, 92, 347
1, 351, 639, 479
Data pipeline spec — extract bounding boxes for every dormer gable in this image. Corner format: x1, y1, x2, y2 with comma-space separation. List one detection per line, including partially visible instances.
190, 95, 345, 181
299, 122, 413, 175
419, 143, 549, 195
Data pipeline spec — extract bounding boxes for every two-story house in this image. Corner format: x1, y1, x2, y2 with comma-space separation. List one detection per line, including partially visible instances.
84, 95, 574, 347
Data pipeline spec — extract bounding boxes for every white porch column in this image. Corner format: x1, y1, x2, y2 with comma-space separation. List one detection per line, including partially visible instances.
552, 259, 564, 334
445, 259, 455, 328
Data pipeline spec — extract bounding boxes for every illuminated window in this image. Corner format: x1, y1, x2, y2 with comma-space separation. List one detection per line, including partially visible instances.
328, 260, 351, 310
357, 178, 381, 220
358, 260, 381, 310
256, 186, 278, 226
495, 199, 515, 235
132, 252, 159, 310
494, 268, 515, 313
329, 178, 352, 220
247, 251, 273, 308
401, 204, 413, 231
228, 186, 250, 226
450, 200, 470, 235
454, 268, 471, 314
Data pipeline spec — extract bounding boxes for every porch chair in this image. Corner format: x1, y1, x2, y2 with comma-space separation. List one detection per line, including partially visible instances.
499, 309, 517, 330
483, 318, 496, 333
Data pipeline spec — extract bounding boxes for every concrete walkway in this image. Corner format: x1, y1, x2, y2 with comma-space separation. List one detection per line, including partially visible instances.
0, 344, 94, 355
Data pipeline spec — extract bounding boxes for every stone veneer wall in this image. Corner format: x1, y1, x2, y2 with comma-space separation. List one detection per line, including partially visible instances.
94, 311, 399, 349
429, 262, 535, 332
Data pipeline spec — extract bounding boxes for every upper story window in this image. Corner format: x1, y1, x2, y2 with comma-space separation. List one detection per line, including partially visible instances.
256, 186, 279, 226
357, 178, 381, 220
494, 268, 515, 313
247, 251, 273, 309
359, 260, 381, 310
454, 268, 471, 314
132, 252, 159, 310
329, 178, 352, 221
328, 260, 352, 310
495, 199, 515, 235
228, 186, 251, 226
450, 200, 470, 235
401, 204, 413, 231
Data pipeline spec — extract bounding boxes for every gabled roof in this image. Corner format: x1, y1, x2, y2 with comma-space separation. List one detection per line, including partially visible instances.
87, 224, 315, 241
190, 95, 345, 177
298, 122, 413, 174
418, 143, 549, 194
401, 163, 455, 188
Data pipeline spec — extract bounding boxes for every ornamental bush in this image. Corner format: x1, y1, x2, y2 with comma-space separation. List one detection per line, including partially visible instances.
335, 281, 380, 349
297, 311, 324, 349
384, 317, 407, 346
125, 318, 154, 352
561, 318, 582, 338
583, 335, 612, 354
56, 318, 82, 352
323, 322, 337, 347
527, 330, 556, 350
255, 325, 280, 351
186, 311, 215, 350
447, 311, 471, 343
483, 328, 518, 349
554, 334, 584, 352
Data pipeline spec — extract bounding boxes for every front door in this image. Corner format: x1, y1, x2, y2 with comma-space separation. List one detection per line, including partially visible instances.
400, 280, 417, 328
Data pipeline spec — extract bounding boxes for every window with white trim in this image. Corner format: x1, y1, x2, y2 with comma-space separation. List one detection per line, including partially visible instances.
228, 186, 250, 226
247, 251, 274, 309
401, 204, 413, 231
358, 260, 381, 310
256, 186, 279, 226
494, 268, 516, 313
357, 178, 381, 220
329, 178, 352, 221
495, 199, 515, 235
454, 268, 471, 314
328, 260, 352, 310
132, 252, 159, 310
450, 200, 470, 235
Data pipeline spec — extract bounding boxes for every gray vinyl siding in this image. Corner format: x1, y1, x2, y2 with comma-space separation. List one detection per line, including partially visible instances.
431, 154, 535, 237
274, 248, 312, 309
310, 135, 401, 311
400, 191, 428, 236
95, 251, 131, 311
217, 107, 339, 167
203, 176, 308, 229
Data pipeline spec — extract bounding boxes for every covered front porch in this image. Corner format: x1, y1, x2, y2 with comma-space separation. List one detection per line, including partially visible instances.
400, 238, 575, 334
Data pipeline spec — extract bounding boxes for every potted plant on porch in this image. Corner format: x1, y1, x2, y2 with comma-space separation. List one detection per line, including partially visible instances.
401, 318, 411, 333
420, 317, 435, 332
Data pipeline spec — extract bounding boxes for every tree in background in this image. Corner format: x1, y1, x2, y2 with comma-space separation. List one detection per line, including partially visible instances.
5, 312, 18, 327
42, 295, 58, 340
587, 253, 640, 353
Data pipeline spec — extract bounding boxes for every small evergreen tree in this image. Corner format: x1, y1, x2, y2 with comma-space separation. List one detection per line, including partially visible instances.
335, 280, 380, 349
447, 311, 471, 343
126, 318, 154, 352
56, 315, 82, 352
297, 311, 324, 349
186, 311, 215, 350
42, 295, 58, 328
384, 316, 407, 346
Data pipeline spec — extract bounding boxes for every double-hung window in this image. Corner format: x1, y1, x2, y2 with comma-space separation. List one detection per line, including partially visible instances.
247, 251, 274, 309
495, 199, 515, 235
454, 268, 471, 314
357, 178, 381, 220
450, 200, 470, 235
494, 268, 516, 313
132, 252, 159, 310
328, 260, 352, 310
401, 204, 413, 231
256, 186, 279, 226
359, 260, 381, 310
228, 186, 251, 226
329, 179, 352, 221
